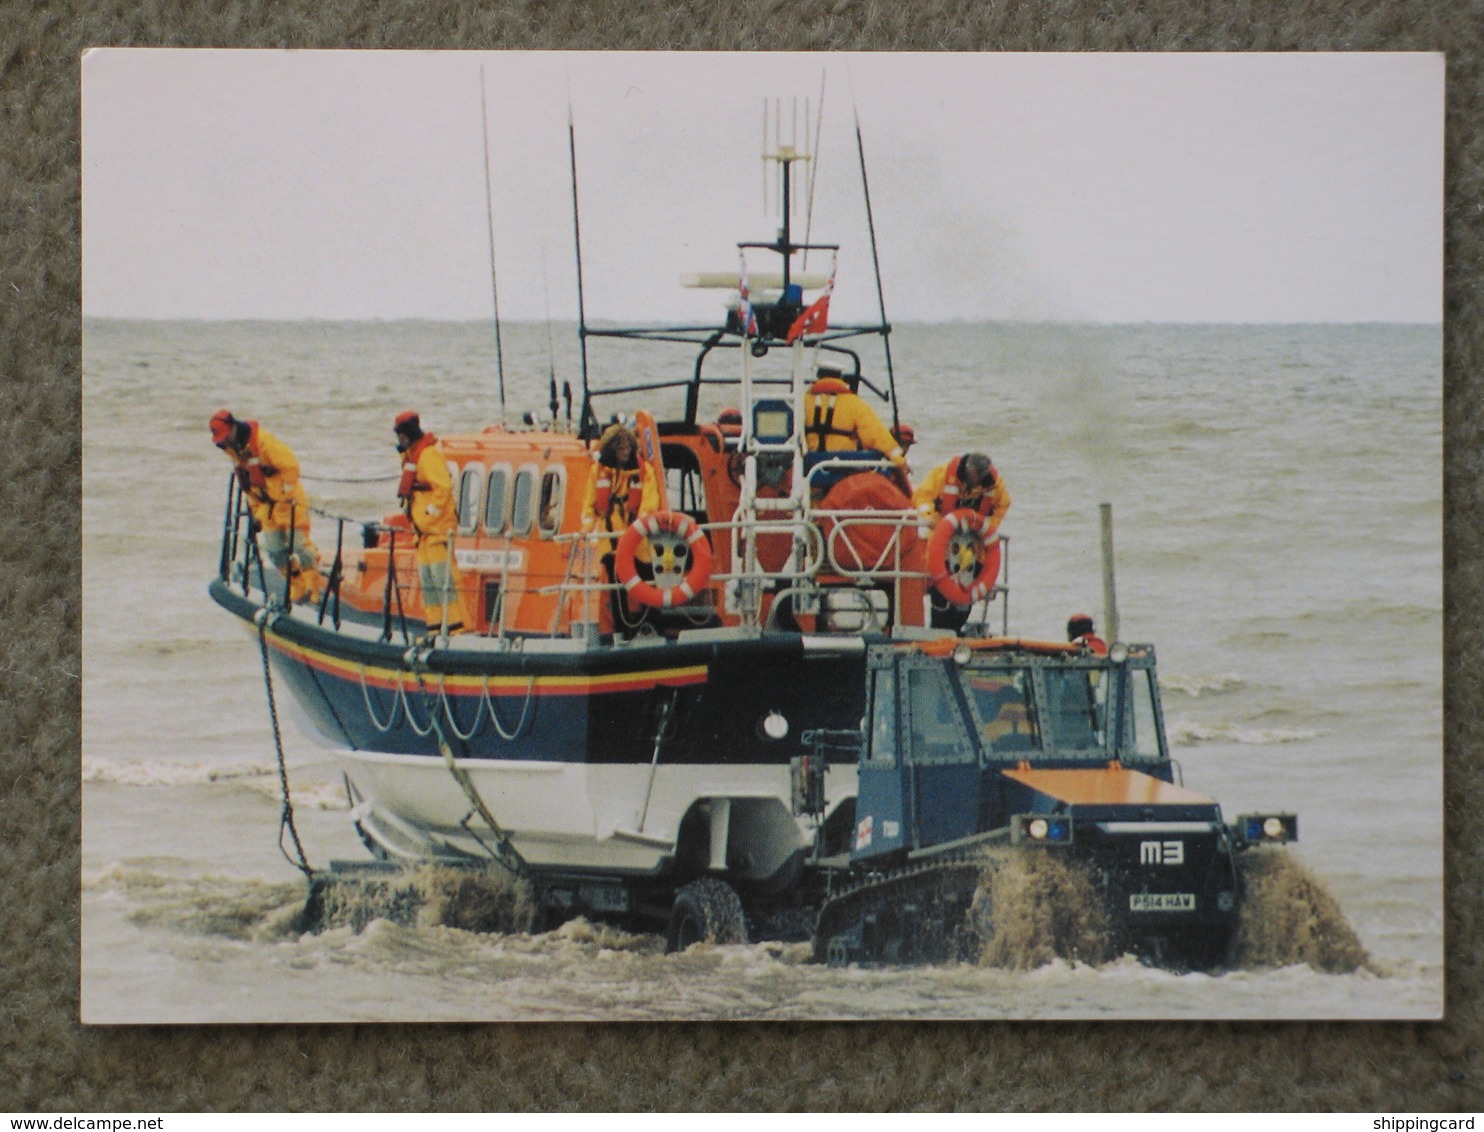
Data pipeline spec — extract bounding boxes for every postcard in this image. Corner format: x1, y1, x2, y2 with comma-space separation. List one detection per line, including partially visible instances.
81, 49, 1442, 1022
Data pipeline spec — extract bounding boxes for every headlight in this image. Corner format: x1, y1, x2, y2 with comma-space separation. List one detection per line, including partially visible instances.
1011, 813, 1073, 845
1236, 812, 1298, 845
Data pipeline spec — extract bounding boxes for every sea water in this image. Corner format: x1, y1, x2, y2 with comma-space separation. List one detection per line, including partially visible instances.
80, 318, 1442, 1022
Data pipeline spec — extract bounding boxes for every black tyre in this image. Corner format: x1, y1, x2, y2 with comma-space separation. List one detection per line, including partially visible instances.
664, 877, 749, 953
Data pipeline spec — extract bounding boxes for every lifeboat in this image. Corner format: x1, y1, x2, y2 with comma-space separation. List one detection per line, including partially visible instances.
209, 94, 1009, 885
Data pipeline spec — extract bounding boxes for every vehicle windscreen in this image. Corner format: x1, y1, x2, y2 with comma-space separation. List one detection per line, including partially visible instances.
963, 669, 1039, 755
1042, 666, 1106, 752
1119, 666, 1164, 761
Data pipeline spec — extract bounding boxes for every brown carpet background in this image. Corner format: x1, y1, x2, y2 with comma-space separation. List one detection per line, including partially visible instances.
7, 1, 1481, 1112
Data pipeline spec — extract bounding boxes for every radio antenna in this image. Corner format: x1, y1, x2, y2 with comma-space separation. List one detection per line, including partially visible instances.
852, 93, 899, 432
801, 72, 826, 271
542, 245, 560, 427
567, 96, 594, 437
478, 66, 507, 417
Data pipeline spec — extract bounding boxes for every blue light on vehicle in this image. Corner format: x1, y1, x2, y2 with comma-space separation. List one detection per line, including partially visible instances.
1237, 812, 1297, 844
1013, 813, 1073, 845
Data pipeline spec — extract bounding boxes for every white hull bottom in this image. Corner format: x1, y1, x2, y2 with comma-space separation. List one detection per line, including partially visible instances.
339, 751, 859, 880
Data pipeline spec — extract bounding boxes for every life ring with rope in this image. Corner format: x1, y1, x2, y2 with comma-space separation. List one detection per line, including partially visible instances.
614, 510, 715, 609
927, 508, 1003, 608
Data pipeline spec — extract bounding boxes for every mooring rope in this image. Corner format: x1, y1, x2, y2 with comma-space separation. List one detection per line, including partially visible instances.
437, 672, 486, 742
395, 668, 438, 737
255, 610, 314, 880
481, 674, 538, 742
357, 662, 402, 733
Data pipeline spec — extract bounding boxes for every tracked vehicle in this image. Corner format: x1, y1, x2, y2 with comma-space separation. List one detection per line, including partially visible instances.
800, 636, 1297, 968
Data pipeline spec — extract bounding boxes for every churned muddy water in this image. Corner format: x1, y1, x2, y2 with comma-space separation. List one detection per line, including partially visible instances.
82, 320, 1441, 1022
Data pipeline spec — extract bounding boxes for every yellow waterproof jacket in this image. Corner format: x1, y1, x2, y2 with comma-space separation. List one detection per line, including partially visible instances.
802, 378, 905, 466
222, 423, 311, 532
400, 436, 459, 543
912, 459, 1012, 532
581, 461, 661, 553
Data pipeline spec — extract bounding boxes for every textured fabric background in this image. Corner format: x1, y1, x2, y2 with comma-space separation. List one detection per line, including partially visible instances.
10, 1, 1481, 1111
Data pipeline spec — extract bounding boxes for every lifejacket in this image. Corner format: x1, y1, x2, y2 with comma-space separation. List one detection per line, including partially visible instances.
594, 463, 640, 526
397, 433, 438, 503
941, 455, 1000, 518
1074, 632, 1109, 656
231, 420, 269, 495
804, 377, 859, 452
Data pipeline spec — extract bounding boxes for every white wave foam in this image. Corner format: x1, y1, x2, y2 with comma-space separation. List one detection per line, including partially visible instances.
82, 759, 349, 810
1167, 719, 1323, 746
1161, 673, 1246, 697
83, 758, 274, 787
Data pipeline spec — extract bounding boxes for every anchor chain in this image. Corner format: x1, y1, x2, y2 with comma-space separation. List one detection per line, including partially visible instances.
255, 607, 314, 880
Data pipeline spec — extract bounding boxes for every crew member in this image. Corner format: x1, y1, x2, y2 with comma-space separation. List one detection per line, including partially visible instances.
1067, 612, 1109, 655
912, 451, 1011, 533
210, 410, 321, 604
581, 424, 662, 633
802, 360, 907, 489
913, 452, 1011, 633
393, 411, 469, 640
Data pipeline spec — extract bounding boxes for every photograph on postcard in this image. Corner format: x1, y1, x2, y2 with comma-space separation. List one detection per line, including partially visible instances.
80, 49, 1442, 1022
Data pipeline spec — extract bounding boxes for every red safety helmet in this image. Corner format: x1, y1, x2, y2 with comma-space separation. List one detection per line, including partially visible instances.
393, 410, 420, 432
717, 407, 743, 437
209, 409, 235, 446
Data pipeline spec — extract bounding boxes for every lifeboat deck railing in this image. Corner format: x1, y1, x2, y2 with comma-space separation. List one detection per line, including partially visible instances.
216, 471, 1011, 645
532, 503, 1009, 640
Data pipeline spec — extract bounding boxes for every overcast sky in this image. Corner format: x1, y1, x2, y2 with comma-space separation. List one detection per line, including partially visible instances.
81, 50, 1443, 324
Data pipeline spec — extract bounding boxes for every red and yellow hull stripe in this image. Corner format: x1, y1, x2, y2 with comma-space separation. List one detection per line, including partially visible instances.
259, 629, 709, 697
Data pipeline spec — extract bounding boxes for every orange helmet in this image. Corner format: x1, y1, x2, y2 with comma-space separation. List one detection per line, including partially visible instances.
393, 410, 421, 433
209, 409, 235, 446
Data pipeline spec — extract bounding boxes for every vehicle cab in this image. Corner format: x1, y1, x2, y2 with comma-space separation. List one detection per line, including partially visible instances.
852, 638, 1178, 860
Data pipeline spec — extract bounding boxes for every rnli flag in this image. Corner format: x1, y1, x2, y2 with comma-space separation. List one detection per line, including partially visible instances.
785, 292, 830, 343
737, 253, 760, 338
786, 261, 835, 343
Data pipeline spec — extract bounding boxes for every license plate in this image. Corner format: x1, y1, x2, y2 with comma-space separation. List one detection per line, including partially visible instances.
1129, 892, 1196, 912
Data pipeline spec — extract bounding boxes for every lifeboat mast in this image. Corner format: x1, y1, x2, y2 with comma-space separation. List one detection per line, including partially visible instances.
566, 94, 908, 632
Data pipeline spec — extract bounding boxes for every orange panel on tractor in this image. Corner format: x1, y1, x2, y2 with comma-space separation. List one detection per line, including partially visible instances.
1002, 766, 1215, 807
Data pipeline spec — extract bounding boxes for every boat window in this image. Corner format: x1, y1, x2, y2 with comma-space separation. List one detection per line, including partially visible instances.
509, 464, 538, 537
905, 666, 973, 766
1120, 668, 1163, 762
963, 669, 1040, 757
1042, 666, 1106, 752
457, 463, 485, 536
537, 467, 566, 538
866, 667, 897, 767
484, 465, 511, 533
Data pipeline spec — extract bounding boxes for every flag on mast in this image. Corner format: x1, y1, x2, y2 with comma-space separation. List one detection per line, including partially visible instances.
786, 259, 835, 343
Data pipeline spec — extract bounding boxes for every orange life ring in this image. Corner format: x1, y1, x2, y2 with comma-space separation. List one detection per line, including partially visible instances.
927, 508, 1002, 608
614, 510, 714, 609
